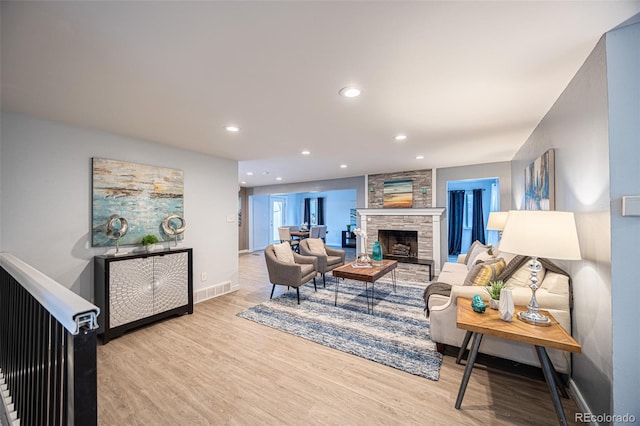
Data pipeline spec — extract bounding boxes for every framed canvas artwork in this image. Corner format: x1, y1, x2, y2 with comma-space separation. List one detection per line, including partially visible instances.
383, 180, 413, 208
524, 149, 555, 210
92, 158, 184, 247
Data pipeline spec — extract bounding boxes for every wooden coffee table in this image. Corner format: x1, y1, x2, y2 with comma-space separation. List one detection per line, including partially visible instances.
454, 297, 581, 425
332, 259, 397, 314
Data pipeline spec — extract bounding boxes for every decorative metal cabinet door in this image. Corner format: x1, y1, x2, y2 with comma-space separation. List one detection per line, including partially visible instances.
152, 252, 188, 315
109, 257, 155, 328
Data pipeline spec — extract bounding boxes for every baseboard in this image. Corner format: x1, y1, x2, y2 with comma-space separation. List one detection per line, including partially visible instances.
194, 281, 237, 303
569, 379, 595, 425
238, 249, 249, 254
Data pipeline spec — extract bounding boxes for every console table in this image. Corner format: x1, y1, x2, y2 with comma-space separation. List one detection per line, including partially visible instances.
94, 248, 193, 343
454, 297, 581, 425
341, 231, 356, 248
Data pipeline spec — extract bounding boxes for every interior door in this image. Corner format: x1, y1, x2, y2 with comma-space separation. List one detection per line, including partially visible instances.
270, 196, 286, 243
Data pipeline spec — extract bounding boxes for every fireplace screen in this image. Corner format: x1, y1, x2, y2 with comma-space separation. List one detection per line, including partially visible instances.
378, 230, 418, 260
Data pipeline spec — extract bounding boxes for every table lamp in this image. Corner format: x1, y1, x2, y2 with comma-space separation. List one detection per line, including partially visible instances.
498, 210, 581, 326
486, 211, 509, 238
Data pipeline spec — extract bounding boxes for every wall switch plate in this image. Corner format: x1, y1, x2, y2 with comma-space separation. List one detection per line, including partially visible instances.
226, 214, 236, 223
201, 272, 207, 282
622, 196, 640, 216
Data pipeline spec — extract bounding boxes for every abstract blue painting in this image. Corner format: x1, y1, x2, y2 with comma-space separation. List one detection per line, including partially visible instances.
92, 158, 184, 247
524, 149, 555, 211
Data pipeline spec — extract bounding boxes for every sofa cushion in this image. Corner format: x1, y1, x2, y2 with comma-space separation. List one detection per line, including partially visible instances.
273, 242, 295, 263
300, 263, 315, 277
506, 260, 546, 288
306, 238, 327, 255
465, 241, 492, 270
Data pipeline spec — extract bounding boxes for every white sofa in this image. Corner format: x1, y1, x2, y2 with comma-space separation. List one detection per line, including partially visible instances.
427, 249, 572, 373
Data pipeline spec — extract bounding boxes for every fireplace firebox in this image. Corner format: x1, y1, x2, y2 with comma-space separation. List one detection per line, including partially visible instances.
378, 230, 418, 261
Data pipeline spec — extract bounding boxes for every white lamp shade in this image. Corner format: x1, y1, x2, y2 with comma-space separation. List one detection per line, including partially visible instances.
486, 212, 509, 231
499, 210, 581, 260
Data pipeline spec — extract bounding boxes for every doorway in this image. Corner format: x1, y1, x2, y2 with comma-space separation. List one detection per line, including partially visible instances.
270, 196, 286, 243
446, 178, 500, 261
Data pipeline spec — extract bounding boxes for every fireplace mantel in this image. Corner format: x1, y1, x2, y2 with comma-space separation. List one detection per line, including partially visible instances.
357, 208, 445, 217
356, 207, 446, 279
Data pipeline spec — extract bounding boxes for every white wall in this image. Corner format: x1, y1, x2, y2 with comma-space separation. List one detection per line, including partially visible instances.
606, 19, 640, 419
1, 112, 239, 302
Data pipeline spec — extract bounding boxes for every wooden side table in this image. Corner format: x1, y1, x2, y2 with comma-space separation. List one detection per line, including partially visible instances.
454, 297, 581, 425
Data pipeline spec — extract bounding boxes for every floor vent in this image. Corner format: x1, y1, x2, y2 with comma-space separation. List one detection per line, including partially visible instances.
195, 281, 235, 304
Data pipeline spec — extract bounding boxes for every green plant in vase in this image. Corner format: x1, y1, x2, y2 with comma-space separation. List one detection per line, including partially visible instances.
485, 280, 506, 309
346, 224, 351, 233
141, 234, 159, 252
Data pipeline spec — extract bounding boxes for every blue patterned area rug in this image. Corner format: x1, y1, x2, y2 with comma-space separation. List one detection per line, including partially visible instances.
237, 280, 442, 381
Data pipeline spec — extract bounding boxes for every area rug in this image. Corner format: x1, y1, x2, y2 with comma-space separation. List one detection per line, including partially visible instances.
237, 280, 442, 381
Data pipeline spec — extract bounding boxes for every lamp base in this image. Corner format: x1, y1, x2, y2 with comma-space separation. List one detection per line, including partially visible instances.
517, 310, 552, 327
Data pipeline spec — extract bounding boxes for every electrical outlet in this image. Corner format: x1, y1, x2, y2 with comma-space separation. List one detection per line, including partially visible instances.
201, 272, 207, 282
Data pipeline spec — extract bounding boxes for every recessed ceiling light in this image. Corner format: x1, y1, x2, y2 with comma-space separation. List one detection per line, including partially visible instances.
340, 164, 348, 168
301, 150, 311, 155
276, 177, 283, 181
339, 86, 362, 98
416, 155, 424, 160
225, 125, 239, 132
246, 171, 253, 176
395, 134, 407, 141
240, 181, 246, 185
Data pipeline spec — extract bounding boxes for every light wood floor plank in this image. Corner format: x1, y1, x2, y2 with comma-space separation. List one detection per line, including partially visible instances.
97, 250, 580, 425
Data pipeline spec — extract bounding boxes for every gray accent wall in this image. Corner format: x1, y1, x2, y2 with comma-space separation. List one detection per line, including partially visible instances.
511, 19, 640, 418
1, 112, 239, 302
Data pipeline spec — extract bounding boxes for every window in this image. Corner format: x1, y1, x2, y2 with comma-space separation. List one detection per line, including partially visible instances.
464, 192, 473, 229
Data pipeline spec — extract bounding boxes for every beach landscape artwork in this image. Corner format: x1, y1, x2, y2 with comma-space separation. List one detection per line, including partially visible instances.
524, 149, 555, 211
92, 158, 184, 247
383, 180, 413, 208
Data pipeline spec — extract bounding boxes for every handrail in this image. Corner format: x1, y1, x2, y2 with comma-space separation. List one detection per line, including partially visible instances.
0, 252, 99, 334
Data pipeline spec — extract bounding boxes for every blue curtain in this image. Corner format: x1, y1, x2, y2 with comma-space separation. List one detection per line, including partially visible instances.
303, 198, 311, 225
471, 188, 485, 244
448, 190, 465, 255
317, 197, 325, 225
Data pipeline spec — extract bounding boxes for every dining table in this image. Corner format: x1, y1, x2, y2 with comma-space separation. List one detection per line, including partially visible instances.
290, 231, 309, 239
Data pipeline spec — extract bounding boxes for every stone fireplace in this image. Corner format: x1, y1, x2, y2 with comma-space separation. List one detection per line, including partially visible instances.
357, 208, 445, 283
378, 230, 418, 260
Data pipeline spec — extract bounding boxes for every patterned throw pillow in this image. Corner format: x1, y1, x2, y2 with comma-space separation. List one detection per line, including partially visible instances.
273, 242, 295, 263
306, 238, 327, 255
464, 258, 506, 286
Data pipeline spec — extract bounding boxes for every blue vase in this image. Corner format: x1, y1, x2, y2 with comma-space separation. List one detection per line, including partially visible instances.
372, 241, 383, 263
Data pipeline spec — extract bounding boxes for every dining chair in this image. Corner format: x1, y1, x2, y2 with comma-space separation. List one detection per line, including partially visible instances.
278, 226, 299, 252
309, 226, 321, 239
318, 225, 327, 242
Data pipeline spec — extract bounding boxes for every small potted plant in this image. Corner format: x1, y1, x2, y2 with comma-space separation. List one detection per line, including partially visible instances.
141, 234, 159, 253
346, 224, 351, 233
485, 280, 506, 309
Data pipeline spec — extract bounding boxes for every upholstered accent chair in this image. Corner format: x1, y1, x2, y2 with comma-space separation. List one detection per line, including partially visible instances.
264, 243, 318, 304
298, 238, 346, 287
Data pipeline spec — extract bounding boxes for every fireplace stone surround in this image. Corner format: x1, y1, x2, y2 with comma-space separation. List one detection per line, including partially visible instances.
356, 208, 445, 283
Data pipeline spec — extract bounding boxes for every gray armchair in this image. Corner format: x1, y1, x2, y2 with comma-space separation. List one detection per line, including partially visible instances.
264, 244, 318, 304
298, 238, 346, 287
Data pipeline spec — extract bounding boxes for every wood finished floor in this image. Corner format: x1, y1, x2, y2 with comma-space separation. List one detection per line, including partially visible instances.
97, 250, 581, 425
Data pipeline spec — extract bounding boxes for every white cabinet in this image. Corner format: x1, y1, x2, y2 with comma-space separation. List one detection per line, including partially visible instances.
94, 249, 193, 343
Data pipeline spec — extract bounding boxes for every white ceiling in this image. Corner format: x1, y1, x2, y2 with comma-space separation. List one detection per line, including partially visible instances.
2, 1, 639, 187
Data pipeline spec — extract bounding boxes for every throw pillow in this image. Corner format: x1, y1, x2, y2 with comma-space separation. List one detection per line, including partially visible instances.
465, 240, 492, 270
306, 238, 327, 255
507, 259, 546, 288
464, 258, 506, 286
273, 242, 295, 263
